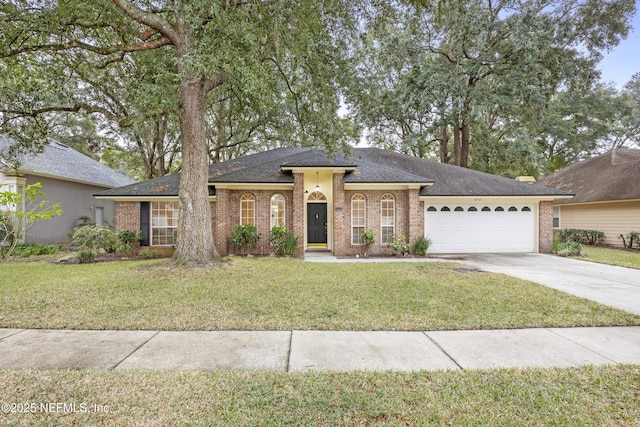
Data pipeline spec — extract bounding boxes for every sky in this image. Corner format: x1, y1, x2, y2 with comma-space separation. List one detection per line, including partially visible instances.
597, 1, 640, 89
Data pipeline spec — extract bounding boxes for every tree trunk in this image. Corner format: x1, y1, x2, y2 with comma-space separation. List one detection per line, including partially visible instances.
453, 118, 461, 166
440, 125, 450, 164
172, 75, 220, 264
460, 121, 470, 168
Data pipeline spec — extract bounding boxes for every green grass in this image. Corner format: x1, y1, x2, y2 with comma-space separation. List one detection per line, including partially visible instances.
0, 365, 638, 426
574, 246, 640, 270
1, 257, 638, 330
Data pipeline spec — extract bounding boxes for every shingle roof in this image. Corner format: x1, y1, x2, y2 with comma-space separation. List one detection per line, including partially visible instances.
96, 146, 571, 198
538, 148, 640, 204
0, 135, 135, 188
353, 148, 568, 196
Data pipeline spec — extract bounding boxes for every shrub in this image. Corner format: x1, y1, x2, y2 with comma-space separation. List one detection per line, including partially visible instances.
268, 225, 287, 255
557, 241, 582, 257
386, 235, 410, 255
558, 229, 604, 246
412, 236, 432, 256
72, 225, 117, 257
141, 250, 157, 259
10, 243, 59, 257
76, 250, 96, 264
231, 224, 260, 255
116, 229, 140, 256
619, 231, 640, 249
282, 232, 299, 256
361, 229, 376, 258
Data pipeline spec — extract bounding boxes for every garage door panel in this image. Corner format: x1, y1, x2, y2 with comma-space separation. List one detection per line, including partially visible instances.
425, 205, 534, 253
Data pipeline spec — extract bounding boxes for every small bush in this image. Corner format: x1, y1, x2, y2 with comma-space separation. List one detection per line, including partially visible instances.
412, 236, 432, 256
116, 229, 140, 256
141, 250, 157, 259
268, 225, 287, 255
559, 229, 604, 246
386, 235, 410, 255
361, 229, 376, 258
72, 225, 117, 254
10, 243, 59, 257
282, 232, 299, 256
76, 250, 96, 264
231, 224, 260, 255
619, 231, 640, 249
557, 241, 582, 257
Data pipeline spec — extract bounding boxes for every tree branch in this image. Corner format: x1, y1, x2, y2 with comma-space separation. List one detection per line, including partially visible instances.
112, 0, 178, 45
1, 37, 172, 59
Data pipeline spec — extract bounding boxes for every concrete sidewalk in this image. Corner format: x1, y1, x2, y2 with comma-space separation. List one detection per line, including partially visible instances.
1, 327, 639, 372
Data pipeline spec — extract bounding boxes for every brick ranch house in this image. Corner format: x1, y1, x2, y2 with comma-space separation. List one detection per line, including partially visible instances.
95, 147, 572, 256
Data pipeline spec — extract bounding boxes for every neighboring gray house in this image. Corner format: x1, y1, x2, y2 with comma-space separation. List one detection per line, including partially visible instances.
0, 135, 135, 244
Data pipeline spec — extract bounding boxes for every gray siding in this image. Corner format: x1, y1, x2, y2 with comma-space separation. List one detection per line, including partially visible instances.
24, 175, 116, 244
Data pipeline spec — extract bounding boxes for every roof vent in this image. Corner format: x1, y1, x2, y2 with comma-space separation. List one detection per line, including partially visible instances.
515, 176, 536, 184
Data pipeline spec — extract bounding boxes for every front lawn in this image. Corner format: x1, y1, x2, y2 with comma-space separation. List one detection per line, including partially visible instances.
573, 246, 640, 270
1, 257, 638, 330
1, 366, 638, 425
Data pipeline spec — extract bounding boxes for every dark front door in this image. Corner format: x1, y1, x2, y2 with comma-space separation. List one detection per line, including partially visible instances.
307, 203, 328, 244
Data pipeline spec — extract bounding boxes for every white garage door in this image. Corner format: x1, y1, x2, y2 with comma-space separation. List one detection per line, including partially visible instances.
425, 204, 535, 253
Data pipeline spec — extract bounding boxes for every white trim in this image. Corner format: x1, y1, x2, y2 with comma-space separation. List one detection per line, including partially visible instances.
270, 193, 286, 228
351, 193, 366, 245
380, 193, 395, 244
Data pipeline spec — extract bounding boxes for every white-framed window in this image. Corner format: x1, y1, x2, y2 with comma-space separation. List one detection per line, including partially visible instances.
553, 206, 560, 229
151, 201, 178, 246
240, 193, 255, 225
351, 193, 366, 245
380, 193, 395, 244
270, 194, 285, 228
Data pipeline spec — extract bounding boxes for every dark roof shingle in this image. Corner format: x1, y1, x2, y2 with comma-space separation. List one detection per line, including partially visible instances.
538, 149, 640, 204
97, 146, 571, 198
0, 135, 134, 188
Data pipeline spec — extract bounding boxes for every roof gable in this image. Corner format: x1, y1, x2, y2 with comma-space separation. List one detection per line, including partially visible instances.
538, 149, 640, 204
0, 135, 135, 188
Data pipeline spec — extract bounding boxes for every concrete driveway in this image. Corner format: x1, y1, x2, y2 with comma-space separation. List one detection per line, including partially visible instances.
458, 253, 640, 315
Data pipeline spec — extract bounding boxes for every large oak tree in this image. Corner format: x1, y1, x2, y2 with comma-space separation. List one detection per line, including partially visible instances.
1, 0, 359, 264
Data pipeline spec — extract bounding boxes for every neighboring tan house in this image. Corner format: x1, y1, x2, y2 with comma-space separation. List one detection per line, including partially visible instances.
0, 135, 135, 244
538, 148, 640, 247
96, 147, 571, 255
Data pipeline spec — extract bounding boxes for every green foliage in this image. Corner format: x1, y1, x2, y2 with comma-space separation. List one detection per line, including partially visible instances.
348, 0, 636, 174
557, 241, 582, 257
281, 232, 299, 256
559, 229, 605, 246
141, 250, 157, 259
76, 250, 96, 264
116, 228, 140, 256
412, 236, 432, 256
72, 225, 117, 256
361, 229, 376, 258
10, 243, 59, 257
619, 231, 640, 249
0, 182, 62, 259
386, 235, 410, 255
231, 224, 260, 256
268, 225, 287, 255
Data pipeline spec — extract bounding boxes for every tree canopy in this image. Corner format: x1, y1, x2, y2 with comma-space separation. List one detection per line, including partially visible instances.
1, 0, 361, 264
347, 0, 637, 175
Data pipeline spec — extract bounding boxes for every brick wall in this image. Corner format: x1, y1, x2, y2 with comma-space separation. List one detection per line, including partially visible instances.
339, 189, 418, 257
221, 189, 295, 256
332, 173, 347, 256
115, 201, 140, 231
538, 200, 554, 253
